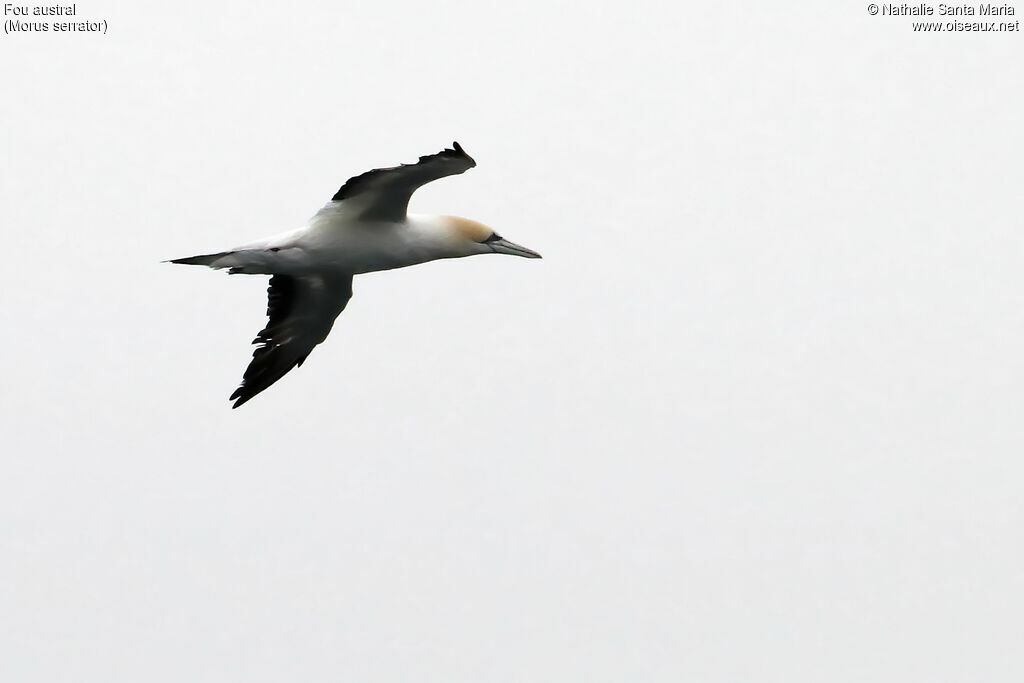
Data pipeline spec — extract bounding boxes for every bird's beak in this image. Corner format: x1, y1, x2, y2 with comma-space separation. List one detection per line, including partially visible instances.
489, 238, 543, 259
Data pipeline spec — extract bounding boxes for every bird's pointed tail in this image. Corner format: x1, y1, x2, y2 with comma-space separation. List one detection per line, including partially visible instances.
165, 251, 234, 267
166, 250, 278, 274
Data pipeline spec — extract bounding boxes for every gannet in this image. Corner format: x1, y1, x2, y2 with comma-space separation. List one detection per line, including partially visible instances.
169, 142, 541, 408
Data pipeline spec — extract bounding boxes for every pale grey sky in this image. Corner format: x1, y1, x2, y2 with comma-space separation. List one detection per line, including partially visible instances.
2, 1, 1023, 681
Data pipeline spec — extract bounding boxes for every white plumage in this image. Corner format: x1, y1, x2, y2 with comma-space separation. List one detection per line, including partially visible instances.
170, 142, 541, 408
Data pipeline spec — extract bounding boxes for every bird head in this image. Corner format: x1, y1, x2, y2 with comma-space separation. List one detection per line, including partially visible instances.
445, 216, 543, 259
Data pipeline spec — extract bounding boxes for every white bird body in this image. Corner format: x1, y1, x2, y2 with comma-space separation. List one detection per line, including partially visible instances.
219, 211, 496, 276
169, 142, 540, 408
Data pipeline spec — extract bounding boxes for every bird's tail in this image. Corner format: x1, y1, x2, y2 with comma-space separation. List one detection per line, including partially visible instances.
166, 251, 234, 267
166, 250, 275, 274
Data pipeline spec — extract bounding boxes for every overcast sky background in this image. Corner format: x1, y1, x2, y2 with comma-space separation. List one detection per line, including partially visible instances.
2, 1, 1023, 681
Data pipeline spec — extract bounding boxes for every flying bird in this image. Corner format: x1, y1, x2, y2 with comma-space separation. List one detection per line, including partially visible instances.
169, 142, 541, 408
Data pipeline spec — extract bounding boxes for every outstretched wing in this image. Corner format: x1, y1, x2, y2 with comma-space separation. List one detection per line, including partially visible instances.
331, 142, 476, 222
230, 274, 354, 409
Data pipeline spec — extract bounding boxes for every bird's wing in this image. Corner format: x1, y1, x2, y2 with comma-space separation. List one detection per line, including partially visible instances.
330, 142, 476, 222
230, 274, 353, 408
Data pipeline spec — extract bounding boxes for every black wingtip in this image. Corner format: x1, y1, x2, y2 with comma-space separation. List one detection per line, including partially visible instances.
229, 388, 250, 409
449, 141, 475, 167
332, 142, 475, 202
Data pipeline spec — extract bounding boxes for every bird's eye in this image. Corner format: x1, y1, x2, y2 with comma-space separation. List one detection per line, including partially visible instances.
483, 233, 502, 243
